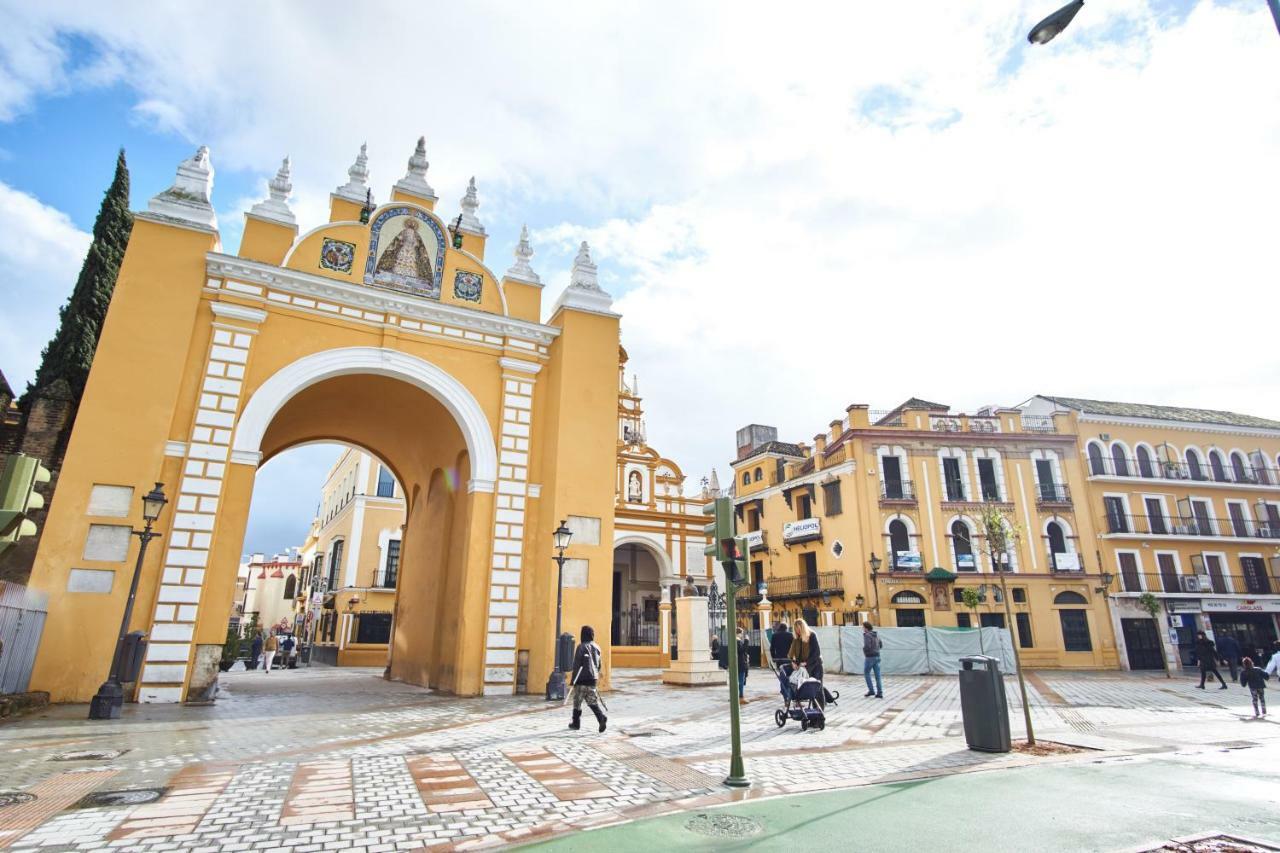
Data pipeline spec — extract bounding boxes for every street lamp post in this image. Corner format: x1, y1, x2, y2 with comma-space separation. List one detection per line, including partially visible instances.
89, 483, 167, 720
868, 552, 883, 624
545, 520, 573, 701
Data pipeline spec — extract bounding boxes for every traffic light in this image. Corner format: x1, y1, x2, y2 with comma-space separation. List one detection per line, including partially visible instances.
702, 497, 749, 587
0, 453, 52, 553
702, 496, 734, 562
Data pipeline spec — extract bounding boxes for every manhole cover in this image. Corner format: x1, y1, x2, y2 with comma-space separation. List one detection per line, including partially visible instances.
76, 788, 165, 808
0, 792, 36, 808
50, 749, 129, 762
685, 813, 763, 839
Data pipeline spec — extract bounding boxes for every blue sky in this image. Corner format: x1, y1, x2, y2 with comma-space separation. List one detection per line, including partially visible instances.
1, 1, 1277, 555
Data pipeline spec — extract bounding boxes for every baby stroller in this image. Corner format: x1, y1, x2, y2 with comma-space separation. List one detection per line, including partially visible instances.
774, 662, 832, 731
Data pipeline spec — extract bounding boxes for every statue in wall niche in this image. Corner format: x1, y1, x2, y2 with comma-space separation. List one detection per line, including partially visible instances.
627, 470, 643, 503
374, 217, 433, 286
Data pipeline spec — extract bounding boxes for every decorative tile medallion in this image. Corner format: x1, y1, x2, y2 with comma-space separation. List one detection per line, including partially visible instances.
453, 270, 483, 303
319, 238, 355, 273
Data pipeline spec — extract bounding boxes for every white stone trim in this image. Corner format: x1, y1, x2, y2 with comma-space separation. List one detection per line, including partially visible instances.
229, 449, 263, 466
468, 478, 496, 494
210, 302, 268, 324
231, 347, 498, 486
164, 441, 188, 457
498, 357, 542, 375
206, 254, 558, 346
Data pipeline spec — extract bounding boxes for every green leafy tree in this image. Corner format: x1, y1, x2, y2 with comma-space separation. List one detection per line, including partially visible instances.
961, 587, 985, 654
1137, 592, 1171, 679
26, 150, 133, 401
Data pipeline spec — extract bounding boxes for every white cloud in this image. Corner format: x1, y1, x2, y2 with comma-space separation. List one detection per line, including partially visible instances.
0, 0, 1277, 498
0, 181, 90, 394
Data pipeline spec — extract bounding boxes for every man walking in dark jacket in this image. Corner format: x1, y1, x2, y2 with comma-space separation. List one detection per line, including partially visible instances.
1217, 632, 1242, 680
862, 621, 883, 699
769, 621, 793, 666
1195, 631, 1228, 689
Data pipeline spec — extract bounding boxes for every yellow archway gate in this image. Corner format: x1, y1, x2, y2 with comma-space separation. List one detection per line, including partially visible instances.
25, 143, 622, 703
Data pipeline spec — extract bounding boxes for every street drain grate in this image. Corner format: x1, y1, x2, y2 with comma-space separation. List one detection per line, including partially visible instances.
0, 791, 37, 808
75, 788, 166, 809
50, 749, 129, 762
1209, 740, 1259, 750
685, 813, 763, 839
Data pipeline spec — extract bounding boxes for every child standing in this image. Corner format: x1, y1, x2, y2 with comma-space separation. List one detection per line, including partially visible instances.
1239, 657, 1269, 717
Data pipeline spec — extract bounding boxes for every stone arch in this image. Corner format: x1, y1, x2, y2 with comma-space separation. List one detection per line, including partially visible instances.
232, 346, 498, 491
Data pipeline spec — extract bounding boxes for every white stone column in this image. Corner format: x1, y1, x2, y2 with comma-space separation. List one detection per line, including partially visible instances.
662, 596, 726, 686
482, 357, 541, 695
138, 302, 266, 703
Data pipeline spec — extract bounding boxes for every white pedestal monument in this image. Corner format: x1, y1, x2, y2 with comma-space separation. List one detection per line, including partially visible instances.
662, 596, 727, 686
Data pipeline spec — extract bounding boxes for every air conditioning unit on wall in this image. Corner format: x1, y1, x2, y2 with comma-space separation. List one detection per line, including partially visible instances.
1179, 576, 1201, 593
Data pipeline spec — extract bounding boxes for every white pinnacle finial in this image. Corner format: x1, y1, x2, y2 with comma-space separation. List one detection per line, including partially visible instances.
335, 142, 372, 204
147, 145, 217, 230
249, 156, 296, 226
505, 224, 540, 283
554, 240, 615, 315
457, 176, 485, 235
709, 468, 722, 493
393, 135, 436, 201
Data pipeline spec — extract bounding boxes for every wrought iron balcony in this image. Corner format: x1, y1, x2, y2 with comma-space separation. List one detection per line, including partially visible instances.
1116, 570, 1275, 596
1035, 483, 1072, 507
1103, 512, 1280, 540
1087, 454, 1278, 487
880, 480, 916, 504
763, 571, 844, 601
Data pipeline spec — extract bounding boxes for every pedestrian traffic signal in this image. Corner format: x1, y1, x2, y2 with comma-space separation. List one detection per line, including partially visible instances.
0, 453, 52, 553
720, 536, 749, 587
702, 496, 734, 562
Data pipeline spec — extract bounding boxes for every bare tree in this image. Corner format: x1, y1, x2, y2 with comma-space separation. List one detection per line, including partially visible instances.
961, 586, 985, 655
974, 504, 1036, 746
1137, 592, 1172, 679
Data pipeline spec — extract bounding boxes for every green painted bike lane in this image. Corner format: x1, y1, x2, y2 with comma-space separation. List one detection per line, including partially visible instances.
527, 743, 1280, 852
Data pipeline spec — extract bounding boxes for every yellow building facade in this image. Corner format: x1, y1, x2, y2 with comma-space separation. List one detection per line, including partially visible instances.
26, 140, 626, 703
1022, 396, 1280, 671
296, 448, 406, 667
731, 399, 1118, 669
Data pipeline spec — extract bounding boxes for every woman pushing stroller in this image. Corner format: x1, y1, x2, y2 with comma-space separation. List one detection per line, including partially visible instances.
568, 625, 607, 733
789, 619, 824, 693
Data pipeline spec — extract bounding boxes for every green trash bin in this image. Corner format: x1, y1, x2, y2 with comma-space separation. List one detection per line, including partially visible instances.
959, 655, 1011, 753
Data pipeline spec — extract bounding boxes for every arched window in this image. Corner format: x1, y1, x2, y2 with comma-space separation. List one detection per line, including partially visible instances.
1110, 444, 1129, 477
888, 520, 910, 569
742, 471, 750, 485
1185, 448, 1204, 481
1230, 452, 1250, 483
951, 520, 974, 571
376, 465, 395, 498
1209, 450, 1227, 482
753, 467, 763, 482
1087, 442, 1105, 476
283, 574, 297, 600
1047, 521, 1067, 555
1054, 590, 1088, 605
891, 590, 925, 605
1136, 445, 1154, 478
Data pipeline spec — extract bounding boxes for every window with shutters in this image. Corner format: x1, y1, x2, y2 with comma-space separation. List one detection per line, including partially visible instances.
1118, 552, 1141, 591
1016, 612, 1033, 648
376, 465, 396, 498
822, 481, 842, 516
1060, 610, 1092, 651
943, 457, 965, 501
977, 458, 1000, 501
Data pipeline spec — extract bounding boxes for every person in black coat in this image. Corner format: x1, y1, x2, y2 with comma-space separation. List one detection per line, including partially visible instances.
1217, 632, 1242, 680
769, 621, 793, 666
1239, 657, 1269, 717
1195, 631, 1227, 689
735, 628, 750, 705
568, 625, 607, 733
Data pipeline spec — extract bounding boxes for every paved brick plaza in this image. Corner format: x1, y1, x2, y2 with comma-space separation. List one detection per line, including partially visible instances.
0, 666, 1276, 850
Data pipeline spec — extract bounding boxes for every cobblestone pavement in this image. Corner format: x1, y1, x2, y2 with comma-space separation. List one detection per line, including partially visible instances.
1, 665, 1277, 851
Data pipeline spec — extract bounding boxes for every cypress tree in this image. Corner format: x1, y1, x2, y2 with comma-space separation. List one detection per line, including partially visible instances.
27, 149, 133, 401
